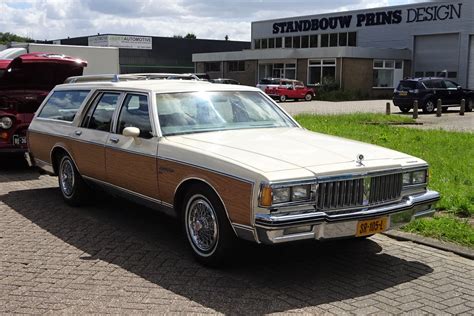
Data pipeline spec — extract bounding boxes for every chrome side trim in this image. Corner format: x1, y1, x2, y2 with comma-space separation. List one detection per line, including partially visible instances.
159, 156, 255, 184
255, 190, 440, 229
104, 144, 157, 159
82, 175, 176, 218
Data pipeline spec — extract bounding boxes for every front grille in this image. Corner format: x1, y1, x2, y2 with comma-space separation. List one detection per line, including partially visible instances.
369, 173, 403, 205
316, 173, 402, 211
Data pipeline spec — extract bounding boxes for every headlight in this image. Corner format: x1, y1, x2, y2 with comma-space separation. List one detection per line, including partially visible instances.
402, 169, 428, 186
260, 183, 315, 207
0, 116, 13, 129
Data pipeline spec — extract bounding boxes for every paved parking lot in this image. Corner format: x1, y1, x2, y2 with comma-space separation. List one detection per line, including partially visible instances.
1, 159, 473, 314
281, 100, 474, 132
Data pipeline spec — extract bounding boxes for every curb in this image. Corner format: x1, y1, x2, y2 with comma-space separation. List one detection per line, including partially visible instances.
382, 230, 474, 260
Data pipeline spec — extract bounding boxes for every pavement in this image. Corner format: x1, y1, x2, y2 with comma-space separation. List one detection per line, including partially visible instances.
1, 159, 473, 314
280, 100, 474, 132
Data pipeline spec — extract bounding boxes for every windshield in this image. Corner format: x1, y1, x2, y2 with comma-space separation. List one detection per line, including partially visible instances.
156, 91, 296, 136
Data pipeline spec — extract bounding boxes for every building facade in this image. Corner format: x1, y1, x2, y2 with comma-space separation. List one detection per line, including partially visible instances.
57, 34, 250, 74
193, 0, 474, 96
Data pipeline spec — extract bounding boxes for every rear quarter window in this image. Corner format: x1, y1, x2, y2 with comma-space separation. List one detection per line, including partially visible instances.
397, 81, 418, 90
38, 90, 90, 122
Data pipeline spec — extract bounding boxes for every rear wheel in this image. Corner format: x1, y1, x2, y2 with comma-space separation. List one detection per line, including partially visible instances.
466, 99, 473, 112
182, 184, 235, 267
304, 93, 313, 101
279, 95, 287, 102
58, 154, 91, 206
399, 106, 411, 113
422, 99, 436, 114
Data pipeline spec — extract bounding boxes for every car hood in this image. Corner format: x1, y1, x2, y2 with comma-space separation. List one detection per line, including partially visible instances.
166, 127, 412, 173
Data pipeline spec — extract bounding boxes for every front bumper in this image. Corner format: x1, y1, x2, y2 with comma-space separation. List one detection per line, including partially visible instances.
255, 190, 440, 244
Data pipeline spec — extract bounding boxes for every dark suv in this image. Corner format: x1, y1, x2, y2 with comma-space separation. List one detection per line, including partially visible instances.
393, 78, 473, 114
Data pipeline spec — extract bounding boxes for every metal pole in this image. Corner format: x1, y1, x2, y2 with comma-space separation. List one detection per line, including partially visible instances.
436, 99, 442, 117
413, 100, 418, 119
460, 99, 465, 116
386, 102, 391, 115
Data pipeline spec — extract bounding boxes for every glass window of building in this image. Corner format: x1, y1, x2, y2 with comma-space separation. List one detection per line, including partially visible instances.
293, 36, 301, 48
275, 37, 282, 48
373, 59, 404, 88
348, 32, 357, 46
321, 34, 329, 47
284, 37, 292, 48
205, 62, 221, 72
301, 35, 309, 48
307, 59, 336, 86
261, 38, 268, 49
255, 39, 261, 49
269, 38, 275, 49
284, 63, 296, 79
310, 35, 318, 48
329, 33, 338, 47
338, 32, 347, 46
228, 61, 245, 72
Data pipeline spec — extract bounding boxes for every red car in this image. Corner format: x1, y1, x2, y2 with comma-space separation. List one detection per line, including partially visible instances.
0, 50, 87, 153
265, 79, 315, 102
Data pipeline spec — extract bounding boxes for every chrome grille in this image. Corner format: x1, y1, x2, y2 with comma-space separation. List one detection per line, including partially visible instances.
369, 173, 402, 205
316, 173, 402, 211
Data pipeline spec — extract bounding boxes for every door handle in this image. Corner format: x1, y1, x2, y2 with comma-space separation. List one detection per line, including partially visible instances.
74, 130, 82, 136
110, 137, 119, 144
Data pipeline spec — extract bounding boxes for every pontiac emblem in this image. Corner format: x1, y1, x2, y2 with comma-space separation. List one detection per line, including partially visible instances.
356, 154, 365, 166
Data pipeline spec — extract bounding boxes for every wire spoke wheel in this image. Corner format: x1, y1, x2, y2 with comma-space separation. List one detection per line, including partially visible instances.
186, 196, 218, 255
59, 158, 75, 197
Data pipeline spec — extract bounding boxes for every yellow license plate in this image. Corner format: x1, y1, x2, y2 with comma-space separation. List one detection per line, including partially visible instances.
399, 91, 408, 96
356, 217, 388, 237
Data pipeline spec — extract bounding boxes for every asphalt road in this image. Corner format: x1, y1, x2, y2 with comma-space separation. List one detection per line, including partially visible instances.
1, 159, 473, 314
280, 100, 474, 132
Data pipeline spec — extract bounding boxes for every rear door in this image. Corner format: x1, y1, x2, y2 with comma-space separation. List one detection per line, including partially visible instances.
105, 92, 159, 200
70, 91, 123, 181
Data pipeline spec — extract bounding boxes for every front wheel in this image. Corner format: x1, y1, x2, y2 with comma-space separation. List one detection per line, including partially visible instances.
422, 99, 436, 114
182, 184, 235, 267
304, 93, 313, 101
58, 155, 91, 206
279, 95, 287, 102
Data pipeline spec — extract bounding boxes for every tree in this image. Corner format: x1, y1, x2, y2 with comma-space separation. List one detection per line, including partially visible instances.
0, 32, 33, 44
184, 33, 196, 39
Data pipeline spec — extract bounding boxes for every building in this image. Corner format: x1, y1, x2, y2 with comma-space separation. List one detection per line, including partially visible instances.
56, 34, 250, 74
193, 0, 474, 96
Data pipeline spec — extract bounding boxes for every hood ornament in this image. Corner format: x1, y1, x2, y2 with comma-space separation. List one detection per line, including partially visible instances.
356, 154, 365, 166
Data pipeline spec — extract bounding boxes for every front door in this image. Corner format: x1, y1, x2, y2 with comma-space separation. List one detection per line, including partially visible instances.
105, 93, 159, 200
443, 80, 463, 105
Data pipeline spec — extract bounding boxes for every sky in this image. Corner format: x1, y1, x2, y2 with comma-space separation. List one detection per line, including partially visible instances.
0, 0, 425, 41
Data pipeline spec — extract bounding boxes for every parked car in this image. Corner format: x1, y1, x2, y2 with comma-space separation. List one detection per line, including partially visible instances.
0, 50, 87, 153
26, 79, 440, 266
265, 79, 315, 102
210, 78, 240, 85
256, 77, 280, 91
393, 78, 474, 113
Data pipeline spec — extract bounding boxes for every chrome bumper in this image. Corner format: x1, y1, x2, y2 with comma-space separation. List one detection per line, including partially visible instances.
255, 190, 440, 244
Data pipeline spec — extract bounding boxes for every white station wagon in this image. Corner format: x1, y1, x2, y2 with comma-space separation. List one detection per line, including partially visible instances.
26, 79, 440, 266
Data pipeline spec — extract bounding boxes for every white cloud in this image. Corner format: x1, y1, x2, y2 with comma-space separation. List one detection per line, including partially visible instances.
0, 0, 425, 41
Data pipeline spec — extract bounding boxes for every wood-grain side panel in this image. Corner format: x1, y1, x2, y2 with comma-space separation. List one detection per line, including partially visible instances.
28, 131, 105, 180
105, 148, 159, 199
158, 159, 253, 226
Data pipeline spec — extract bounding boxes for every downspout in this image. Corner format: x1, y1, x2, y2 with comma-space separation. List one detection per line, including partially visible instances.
339, 57, 343, 90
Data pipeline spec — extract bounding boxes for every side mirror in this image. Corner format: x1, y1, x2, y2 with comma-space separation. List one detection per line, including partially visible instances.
123, 126, 140, 138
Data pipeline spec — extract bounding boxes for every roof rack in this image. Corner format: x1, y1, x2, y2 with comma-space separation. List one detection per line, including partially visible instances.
64, 73, 204, 84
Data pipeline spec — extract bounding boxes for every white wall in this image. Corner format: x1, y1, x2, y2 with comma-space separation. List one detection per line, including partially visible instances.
12, 43, 120, 75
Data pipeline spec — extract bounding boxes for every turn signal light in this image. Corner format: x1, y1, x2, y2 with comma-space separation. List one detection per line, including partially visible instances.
259, 186, 273, 207
0, 132, 8, 140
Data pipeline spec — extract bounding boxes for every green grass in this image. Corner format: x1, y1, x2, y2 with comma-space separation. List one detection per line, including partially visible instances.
403, 216, 474, 248
296, 113, 474, 217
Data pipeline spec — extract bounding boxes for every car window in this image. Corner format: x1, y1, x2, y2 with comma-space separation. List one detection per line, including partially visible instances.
84, 92, 121, 132
398, 81, 418, 90
38, 90, 90, 122
156, 91, 296, 136
117, 94, 153, 139
427, 80, 443, 89
443, 80, 458, 89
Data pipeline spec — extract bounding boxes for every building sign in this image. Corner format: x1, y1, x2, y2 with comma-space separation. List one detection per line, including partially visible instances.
272, 3, 462, 34
88, 35, 152, 50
